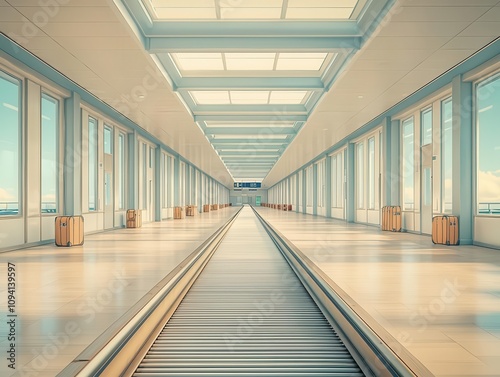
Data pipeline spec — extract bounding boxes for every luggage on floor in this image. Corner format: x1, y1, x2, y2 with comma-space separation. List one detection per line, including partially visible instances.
203, 204, 210, 212
381, 206, 402, 232
432, 215, 459, 245
174, 206, 185, 219
186, 205, 195, 216
55, 216, 84, 247
126, 209, 142, 228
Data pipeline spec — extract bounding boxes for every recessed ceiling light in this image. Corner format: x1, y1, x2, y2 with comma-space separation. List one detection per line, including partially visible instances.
357, 95, 364, 99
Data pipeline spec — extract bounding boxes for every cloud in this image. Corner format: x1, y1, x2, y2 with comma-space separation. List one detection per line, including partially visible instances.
478, 171, 500, 203
0, 188, 15, 202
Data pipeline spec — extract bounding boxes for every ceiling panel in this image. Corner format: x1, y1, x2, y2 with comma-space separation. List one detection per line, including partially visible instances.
390, 6, 492, 22
53, 36, 140, 50
398, 0, 498, 6
458, 22, 500, 37
14, 6, 118, 23
376, 21, 471, 37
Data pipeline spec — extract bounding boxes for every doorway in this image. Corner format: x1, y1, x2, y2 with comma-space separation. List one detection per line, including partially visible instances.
104, 126, 114, 230
421, 144, 433, 234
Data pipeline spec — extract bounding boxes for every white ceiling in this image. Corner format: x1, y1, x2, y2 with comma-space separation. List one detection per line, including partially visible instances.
0, 0, 498, 188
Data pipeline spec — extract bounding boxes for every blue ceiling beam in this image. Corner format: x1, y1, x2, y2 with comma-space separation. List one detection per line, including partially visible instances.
149, 37, 361, 53
147, 21, 360, 37
176, 77, 324, 91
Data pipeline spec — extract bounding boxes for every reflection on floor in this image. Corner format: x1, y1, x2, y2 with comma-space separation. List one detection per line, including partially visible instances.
0, 208, 239, 377
255, 207, 500, 377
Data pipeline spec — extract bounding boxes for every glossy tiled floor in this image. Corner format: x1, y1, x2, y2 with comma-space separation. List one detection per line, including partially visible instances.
0, 208, 239, 377
255, 208, 500, 377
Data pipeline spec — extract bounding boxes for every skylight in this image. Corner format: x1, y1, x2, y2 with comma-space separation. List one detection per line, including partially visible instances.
191, 91, 308, 105
145, 0, 359, 20
205, 122, 295, 128
171, 53, 332, 73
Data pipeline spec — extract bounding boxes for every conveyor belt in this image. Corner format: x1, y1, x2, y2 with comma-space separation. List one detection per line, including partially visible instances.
133, 207, 364, 376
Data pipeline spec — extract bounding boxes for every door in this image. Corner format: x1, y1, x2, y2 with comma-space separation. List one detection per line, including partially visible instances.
104, 126, 114, 229
421, 144, 433, 234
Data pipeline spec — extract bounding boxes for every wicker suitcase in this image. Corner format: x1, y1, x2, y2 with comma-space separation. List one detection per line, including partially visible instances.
174, 206, 185, 219
126, 209, 142, 228
432, 216, 459, 245
382, 206, 401, 232
55, 216, 84, 247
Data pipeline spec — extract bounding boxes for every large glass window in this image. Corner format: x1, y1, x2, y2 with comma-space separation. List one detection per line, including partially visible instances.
142, 143, 147, 209
357, 143, 364, 209
477, 74, 500, 215
368, 137, 375, 209
421, 108, 433, 146
167, 155, 173, 207
331, 152, 343, 208
104, 126, 112, 154
88, 117, 98, 212
402, 118, 414, 210
0, 72, 21, 216
317, 160, 325, 208
306, 166, 313, 206
41, 94, 59, 214
441, 98, 453, 213
298, 170, 303, 206
118, 133, 125, 209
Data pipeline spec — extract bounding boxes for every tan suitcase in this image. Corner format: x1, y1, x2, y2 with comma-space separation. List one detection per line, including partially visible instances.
174, 206, 185, 219
203, 204, 210, 212
381, 206, 389, 231
390, 206, 402, 232
126, 209, 142, 228
432, 216, 459, 245
381, 206, 401, 232
211, 204, 218, 211
288, 205, 292, 211
186, 205, 195, 216
55, 216, 84, 247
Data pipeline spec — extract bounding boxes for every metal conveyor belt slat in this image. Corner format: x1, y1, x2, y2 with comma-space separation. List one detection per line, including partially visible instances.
133, 207, 364, 376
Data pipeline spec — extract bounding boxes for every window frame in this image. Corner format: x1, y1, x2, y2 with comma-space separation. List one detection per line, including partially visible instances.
0, 70, 23, 218
474, 71, 500, 217
40, 92, 61, 215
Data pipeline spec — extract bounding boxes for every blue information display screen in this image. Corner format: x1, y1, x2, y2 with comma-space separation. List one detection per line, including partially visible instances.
234, 182, 261, 188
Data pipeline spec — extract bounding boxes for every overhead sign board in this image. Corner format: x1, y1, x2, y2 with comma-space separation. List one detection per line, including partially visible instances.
234, 182, 262, 189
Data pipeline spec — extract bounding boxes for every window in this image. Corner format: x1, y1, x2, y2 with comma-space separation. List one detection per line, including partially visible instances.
118, 133, 125, 209
167, 155, 173, 207
104, 126, 112, 154
0, 72, 21, 216
306, 166, 313, 206
180, 162, 186, 206
441, 99, 453, 213
357, 143, 364, 209
331, 153, 344, 208
142, 143, 147, 210
41, 94, 59, 214
421, 108, 433, 146
368, 137, 375, 209
298, 170, 303, 207
402, 118, 414, 210
88, 117, 98, 212
476, 74, 500, 215
317, 160, 325, 208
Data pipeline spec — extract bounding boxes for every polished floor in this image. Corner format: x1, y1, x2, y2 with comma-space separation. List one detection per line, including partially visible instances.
0, 208, 239, 377
255, 208, 500, 377
1, 206, 500, 377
